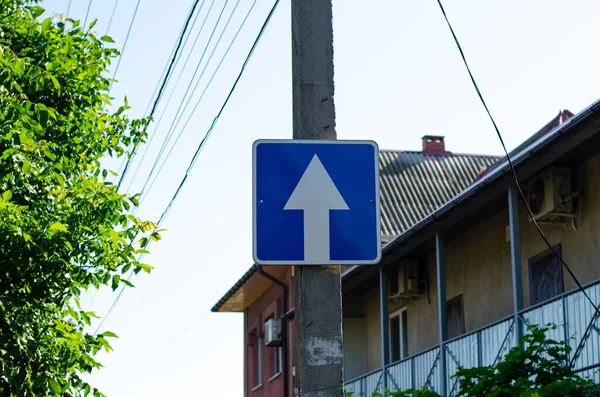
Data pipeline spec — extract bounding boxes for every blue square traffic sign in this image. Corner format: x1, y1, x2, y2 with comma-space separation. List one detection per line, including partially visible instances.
253, 140, 381, 265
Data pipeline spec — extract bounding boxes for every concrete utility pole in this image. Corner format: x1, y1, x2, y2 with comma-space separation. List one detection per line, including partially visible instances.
291, 0, 343, 396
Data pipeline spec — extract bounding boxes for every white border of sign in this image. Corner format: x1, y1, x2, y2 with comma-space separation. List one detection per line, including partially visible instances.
252, 139, 381, 266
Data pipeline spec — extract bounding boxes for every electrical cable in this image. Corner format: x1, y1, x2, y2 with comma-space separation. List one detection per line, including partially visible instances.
435, 0, 600, 317
136, 0, 231, 198
117, 0, 203, 188
105, 0, 120, 36
124, 0, 213, 193
94, 0, 282, 336
83, 0, 92, 30
140, 0, 257, 205
89, 0, 204, 311
107, 0, 142, 93
112, 8, 192, 186
66, 0, 72, 16
155, 0, 280, 227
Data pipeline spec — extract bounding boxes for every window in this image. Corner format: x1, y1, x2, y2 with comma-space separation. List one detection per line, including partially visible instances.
389, 308, 408, 362
446, 295, 465, 339
529, 245, 564, 305
273, 346, 282, 377
256, 336, 264, 387
250, 329, 263, 390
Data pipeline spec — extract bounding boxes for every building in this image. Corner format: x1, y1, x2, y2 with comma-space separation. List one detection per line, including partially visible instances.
212, 101, 600, 396
212, 135, 500, 397
342, 101, 600, 396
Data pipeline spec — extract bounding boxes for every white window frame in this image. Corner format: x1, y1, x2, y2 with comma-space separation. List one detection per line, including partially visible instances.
389, 307, 407, 362
252, 336, 264, 390
269, 346, 283, 381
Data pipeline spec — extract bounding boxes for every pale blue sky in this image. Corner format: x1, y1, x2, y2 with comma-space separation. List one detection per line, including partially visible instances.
41, 0, 600, 395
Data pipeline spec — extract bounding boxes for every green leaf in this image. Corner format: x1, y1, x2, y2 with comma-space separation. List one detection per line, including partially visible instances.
36, 104, 49, 128
50, 222, 68, 232
111, 274, 120, 290
12, 132, 21, 146
135, 263, 152, 274
44, 148, 57, 161
88, 18, 98, 30
41, 17, 52, 32
121, 278, 135, 287
22, 159, 32, 173
101, 331, 118, 338
50, 75, 61, 91
3, 191, 12, 201
100, 35, 115, 43
122, 263, 132, 274
49, 379, 61, 395
29, 6, 45, 18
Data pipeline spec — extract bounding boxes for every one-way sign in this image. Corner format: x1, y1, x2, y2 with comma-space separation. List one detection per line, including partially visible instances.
253, 139, 381, 265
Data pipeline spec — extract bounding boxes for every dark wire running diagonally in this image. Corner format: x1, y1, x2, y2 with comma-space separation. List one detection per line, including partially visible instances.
94, 0, 282, 336
435, 0, 600, 317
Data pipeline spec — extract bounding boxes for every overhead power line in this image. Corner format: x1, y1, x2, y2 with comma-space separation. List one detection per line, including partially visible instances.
137, 0, 233, 198
107, 0, 142, 92
89, 0, 205, 310
105, 0, 120, 36
141, 0, 257, 205
434, 0, 600, 317
94, 0, 281, 336
83, 0, 93, 30
156, 0, 281, 226
124, 0, 215, 193
112, 2, 198, 186
117, 0, 204, 187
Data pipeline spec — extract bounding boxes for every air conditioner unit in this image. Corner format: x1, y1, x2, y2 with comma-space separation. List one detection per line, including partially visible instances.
527, 166, 573, 221
389, 259, 422, 300
264, 318, 282, 347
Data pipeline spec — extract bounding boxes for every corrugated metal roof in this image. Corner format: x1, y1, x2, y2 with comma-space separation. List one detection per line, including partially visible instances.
379, 150, 499, 238
213, 148, 500, 312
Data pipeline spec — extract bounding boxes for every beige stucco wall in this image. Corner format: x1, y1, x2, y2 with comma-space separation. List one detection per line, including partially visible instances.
353, 152, 600, 376
520, 152, 600, 306
443, 208, 514, 332
343, 317, 367, 380
364, 287, 382, 372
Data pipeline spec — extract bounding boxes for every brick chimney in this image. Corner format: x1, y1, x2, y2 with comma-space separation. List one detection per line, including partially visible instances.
422, 135, 448, 155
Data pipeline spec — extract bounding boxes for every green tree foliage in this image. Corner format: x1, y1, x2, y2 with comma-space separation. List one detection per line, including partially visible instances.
454, 325, 599, 397
0, 1, 159, 395
351, 325, 599, 397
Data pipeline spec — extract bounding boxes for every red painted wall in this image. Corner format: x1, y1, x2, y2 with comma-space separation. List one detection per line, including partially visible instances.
245, 269, 294, 397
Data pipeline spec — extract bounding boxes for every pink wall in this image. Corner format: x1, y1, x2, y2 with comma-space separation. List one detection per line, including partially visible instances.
245, 269, 294, 397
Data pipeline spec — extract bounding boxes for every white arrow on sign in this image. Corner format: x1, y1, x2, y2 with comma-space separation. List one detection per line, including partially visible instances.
284, 154, 349, 262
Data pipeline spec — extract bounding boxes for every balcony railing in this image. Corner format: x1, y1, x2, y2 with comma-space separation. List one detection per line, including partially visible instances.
344, 279, 600, 396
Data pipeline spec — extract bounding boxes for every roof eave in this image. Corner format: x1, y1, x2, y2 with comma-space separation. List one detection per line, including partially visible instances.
344, 97, 600, 281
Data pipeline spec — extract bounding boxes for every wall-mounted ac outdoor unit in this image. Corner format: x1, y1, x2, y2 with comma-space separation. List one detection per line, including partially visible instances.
389, 259, 423, 300
264, 318, 282, 347
527, 166, 574, 221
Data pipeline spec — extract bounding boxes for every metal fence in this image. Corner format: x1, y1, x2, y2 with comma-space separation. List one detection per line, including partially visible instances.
344, 279, 600, 396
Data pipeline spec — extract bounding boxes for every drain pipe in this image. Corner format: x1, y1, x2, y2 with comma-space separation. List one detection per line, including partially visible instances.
255, 264, 289, 397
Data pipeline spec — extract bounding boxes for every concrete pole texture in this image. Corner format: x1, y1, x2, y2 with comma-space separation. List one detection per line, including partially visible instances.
291, 0, 344, 396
